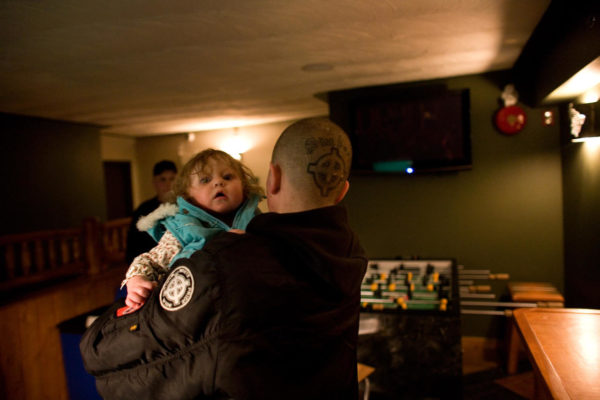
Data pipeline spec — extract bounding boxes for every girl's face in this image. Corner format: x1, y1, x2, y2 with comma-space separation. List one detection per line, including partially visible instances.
187, 158, 244, 215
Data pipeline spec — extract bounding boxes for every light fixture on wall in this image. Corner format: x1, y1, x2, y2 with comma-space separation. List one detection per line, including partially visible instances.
570, 100, 600, 143
220, 127, 252, 160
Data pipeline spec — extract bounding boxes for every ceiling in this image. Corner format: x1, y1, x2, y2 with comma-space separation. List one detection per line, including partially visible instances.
0, 0, 551, 136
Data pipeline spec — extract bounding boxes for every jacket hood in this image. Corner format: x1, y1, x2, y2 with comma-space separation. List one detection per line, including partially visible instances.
136, 202, 178, 232
247, 205, 367, 298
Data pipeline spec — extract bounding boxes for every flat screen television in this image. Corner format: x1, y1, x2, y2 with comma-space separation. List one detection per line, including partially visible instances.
329, 86, 472, 174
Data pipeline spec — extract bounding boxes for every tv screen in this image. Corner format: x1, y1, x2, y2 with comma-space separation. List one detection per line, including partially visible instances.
342, 88, 471, 174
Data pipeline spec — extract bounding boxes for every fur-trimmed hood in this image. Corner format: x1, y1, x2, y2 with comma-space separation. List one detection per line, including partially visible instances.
134, 195, 262, 265
136, 202, 178, 232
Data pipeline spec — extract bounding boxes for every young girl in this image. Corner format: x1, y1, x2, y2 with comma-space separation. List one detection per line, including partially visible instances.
122, 149, 264, 309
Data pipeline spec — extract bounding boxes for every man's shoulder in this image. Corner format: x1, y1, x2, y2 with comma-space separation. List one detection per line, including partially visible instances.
201, 230, 267, 257
183, 231, 272, 275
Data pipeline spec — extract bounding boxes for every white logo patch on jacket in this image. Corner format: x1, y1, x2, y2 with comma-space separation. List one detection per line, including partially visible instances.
159, 266, 194, 311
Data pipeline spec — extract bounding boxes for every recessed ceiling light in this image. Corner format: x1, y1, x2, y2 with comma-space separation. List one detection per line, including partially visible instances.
301, 63, 334, 72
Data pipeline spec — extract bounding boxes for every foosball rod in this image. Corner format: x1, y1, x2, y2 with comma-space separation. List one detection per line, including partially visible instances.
458, 274, 510, 281
460, 284, 492, 292
461, 309, 514, 316
458, 284, 496, 299
461, 300, 537, 308
457, 266, 510, 281
460, 299, 542, 316
459, 293, 496, 299
362, 297, 450, 311
362, 298, 447, 304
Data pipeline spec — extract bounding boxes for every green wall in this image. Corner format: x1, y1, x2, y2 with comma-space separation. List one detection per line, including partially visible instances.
0, 113, 106, 235
341, 72, 564, 335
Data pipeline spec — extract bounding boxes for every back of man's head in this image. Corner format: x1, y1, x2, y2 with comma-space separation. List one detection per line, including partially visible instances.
270, 117, 352, 212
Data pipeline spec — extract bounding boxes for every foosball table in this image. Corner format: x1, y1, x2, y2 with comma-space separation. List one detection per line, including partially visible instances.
357, 259, 462, 399
360, 259, 457, 313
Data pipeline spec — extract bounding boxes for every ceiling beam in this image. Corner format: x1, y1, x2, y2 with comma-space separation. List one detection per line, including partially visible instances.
512, 0, 600, 106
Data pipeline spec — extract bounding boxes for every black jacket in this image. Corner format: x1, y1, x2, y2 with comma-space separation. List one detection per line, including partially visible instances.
125, 196, 161, 264
81, 205, 367, 400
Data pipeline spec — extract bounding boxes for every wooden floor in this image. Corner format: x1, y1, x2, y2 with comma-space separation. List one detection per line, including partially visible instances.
462, 336, 534, 399
494, 371, 535, 399
0, 266, 125, 400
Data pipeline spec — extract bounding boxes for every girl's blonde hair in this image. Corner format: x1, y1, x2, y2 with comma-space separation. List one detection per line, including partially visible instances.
171, 149, 264, 203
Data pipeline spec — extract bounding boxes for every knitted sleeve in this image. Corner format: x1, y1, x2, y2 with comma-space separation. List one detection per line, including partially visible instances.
121, 230, 182, 288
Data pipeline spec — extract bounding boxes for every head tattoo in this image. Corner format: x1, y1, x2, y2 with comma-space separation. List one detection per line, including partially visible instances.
306, 147, 346, 196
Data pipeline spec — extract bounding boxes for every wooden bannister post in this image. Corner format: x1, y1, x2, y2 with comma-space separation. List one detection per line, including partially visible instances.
83, 217, 102, 275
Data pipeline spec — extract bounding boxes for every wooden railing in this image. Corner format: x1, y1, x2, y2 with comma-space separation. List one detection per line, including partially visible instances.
0, 217, 131, 294
101, 217, 131, 265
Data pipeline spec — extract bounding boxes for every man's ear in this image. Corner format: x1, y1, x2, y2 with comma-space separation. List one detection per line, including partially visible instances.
267, 163, 281, 195
334, 180, 350, 204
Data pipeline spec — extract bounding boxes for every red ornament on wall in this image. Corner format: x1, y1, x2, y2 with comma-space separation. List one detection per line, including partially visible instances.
495, 105, 527, 135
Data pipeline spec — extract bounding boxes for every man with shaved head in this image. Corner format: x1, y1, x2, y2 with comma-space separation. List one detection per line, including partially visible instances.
82, 118, 367, 400
268, 117, 353, 212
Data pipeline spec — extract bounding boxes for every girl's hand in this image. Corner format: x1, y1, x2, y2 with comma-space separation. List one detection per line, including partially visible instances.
125, 275, 158, 308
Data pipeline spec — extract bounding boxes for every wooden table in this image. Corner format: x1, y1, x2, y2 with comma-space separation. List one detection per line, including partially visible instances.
506, 282, 564, 374
513, 308, 600, 399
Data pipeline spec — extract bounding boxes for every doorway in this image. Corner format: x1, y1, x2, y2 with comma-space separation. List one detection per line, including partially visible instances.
103, 161, 133, 220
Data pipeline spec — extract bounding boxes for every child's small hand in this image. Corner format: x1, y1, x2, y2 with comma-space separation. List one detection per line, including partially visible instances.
125, 275, 158, 308
228, 228, 245, 234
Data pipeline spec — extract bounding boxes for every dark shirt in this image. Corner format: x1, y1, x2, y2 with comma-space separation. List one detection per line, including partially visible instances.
125, 196, 161, 264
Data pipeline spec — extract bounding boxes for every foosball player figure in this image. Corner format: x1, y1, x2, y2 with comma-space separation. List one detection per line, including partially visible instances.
396, 297, 408, 310
386, 274, 394, 286
373, 287, 382, 298
407, 282, 415, 299
422, 264, 434, 285
439, 298, 448, 311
